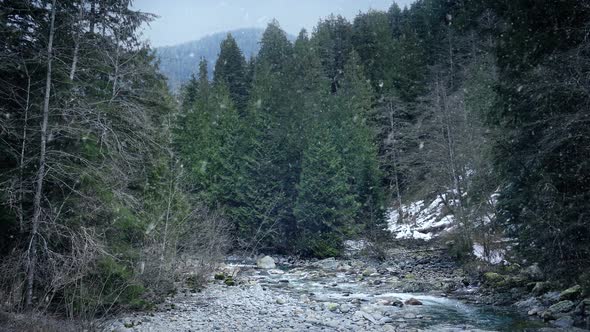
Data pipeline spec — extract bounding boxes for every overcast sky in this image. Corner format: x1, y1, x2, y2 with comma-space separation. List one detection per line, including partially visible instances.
133, 0, 416, 47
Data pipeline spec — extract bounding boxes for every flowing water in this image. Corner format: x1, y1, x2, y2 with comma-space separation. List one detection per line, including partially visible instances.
237, 262, 546, 331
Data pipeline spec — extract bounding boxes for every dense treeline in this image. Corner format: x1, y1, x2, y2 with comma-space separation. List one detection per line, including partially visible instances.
0, 0, 228, 318
176, 25, 384, 257
176, 0, 590, 280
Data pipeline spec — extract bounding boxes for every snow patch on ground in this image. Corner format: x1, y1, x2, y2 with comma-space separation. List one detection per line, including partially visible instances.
387, 193, 456, 241
472, 242, 505, 265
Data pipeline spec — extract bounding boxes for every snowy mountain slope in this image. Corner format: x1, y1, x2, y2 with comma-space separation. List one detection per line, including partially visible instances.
155, 28, 295, 92
155, 28, 264, 91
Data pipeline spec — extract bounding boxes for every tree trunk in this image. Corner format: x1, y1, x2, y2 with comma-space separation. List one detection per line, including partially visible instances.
25, 0, 57, 309
89, 0, 95, 34
388, 103, 404, 222
18, 73, 31, 233
70, 0, 85, 80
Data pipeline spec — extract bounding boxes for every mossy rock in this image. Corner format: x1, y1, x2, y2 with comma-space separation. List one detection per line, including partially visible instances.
224, 278, 236, 286
559, 285, 582, 301
542, 300, 575, 319
504, 263, 521, 274
483, 272, 505, 285
490, 275, 527, 290
532, 281, 551, 296
325, 302, 339, 311
214, 273, 225, 280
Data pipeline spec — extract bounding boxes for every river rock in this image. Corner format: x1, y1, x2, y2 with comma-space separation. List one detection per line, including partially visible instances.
532, 282, 550, 296
353, 310, 377, 324
515, 296, 541, 311
551, 315, 574, 328
376, 299, 390, 306
340, 303, 353, 313
541, 291, 561, 305
337, 263, 352, 272
405, 298, 423, 305
575, 298, 590, 316
392, 299, 404, 307
360, 305, 375, 314
483, 272, 505, 285
315, 257, 339, 270
559, 285, 582, 301
528, 307, 543, 316
542, 300, 575, 320
379, 317, 393, 324
362, 267, 378, 276
325, 302, 339, 311
276, 297, 286, 305
523, 263, 544, 281
299, 294, 310, 303
257, 256, 276, 269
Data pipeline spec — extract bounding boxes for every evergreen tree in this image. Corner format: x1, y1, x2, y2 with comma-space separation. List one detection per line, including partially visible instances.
336, 52, 385, 227
311, 15, 354, 93
351, 10, 396, 93
257, 20, 293, 74
294, 128, 358, 257
213, 34, 249, 112
482, 0, 590, 277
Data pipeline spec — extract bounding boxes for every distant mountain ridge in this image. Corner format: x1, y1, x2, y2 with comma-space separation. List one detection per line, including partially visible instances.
155, 28, 264, 92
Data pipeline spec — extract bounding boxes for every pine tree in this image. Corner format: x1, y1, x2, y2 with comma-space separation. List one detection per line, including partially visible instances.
311, 15, 354, 93
213, 34, 249, 112
351, 10, 396, 93
482, 0, 590, 277
294, 128, 358, 257
338, 52, 385, 225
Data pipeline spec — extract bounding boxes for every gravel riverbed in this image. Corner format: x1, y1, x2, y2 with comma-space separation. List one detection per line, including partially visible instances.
105, 248, 560, 332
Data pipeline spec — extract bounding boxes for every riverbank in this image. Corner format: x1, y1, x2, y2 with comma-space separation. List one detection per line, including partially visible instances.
104, 244, 587, 332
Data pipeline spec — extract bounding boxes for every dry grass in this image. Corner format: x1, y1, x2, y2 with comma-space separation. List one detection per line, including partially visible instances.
0, 311, 99, 332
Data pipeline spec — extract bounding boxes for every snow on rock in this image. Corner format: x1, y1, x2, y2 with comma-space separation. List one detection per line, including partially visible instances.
387, 194, 456, 241
343, 239, 367, 255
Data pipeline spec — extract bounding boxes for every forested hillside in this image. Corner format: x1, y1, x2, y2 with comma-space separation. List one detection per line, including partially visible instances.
1, 0, 589, 329
174, 1, 590, 278
0, 0, 228, 319
155, 28, 271, 91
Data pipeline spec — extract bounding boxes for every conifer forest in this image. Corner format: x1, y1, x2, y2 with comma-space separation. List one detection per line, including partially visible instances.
0, 1, 589, 331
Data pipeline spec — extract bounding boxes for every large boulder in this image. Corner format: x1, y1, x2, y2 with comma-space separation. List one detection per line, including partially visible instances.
483, 272, 505, 286
551, 316, 574, 328
542, 300, 575, 320
532, 282, 550, 296
314, 257, 339, 270
541, 291, 561, 305
559, 285, 583, 301
362, 267, 378, 276
522, 263, 544, 281
549, 300, 575, 313
575, 298, 590, 316
257, 256, 276, 269
515, 297, 542, 311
